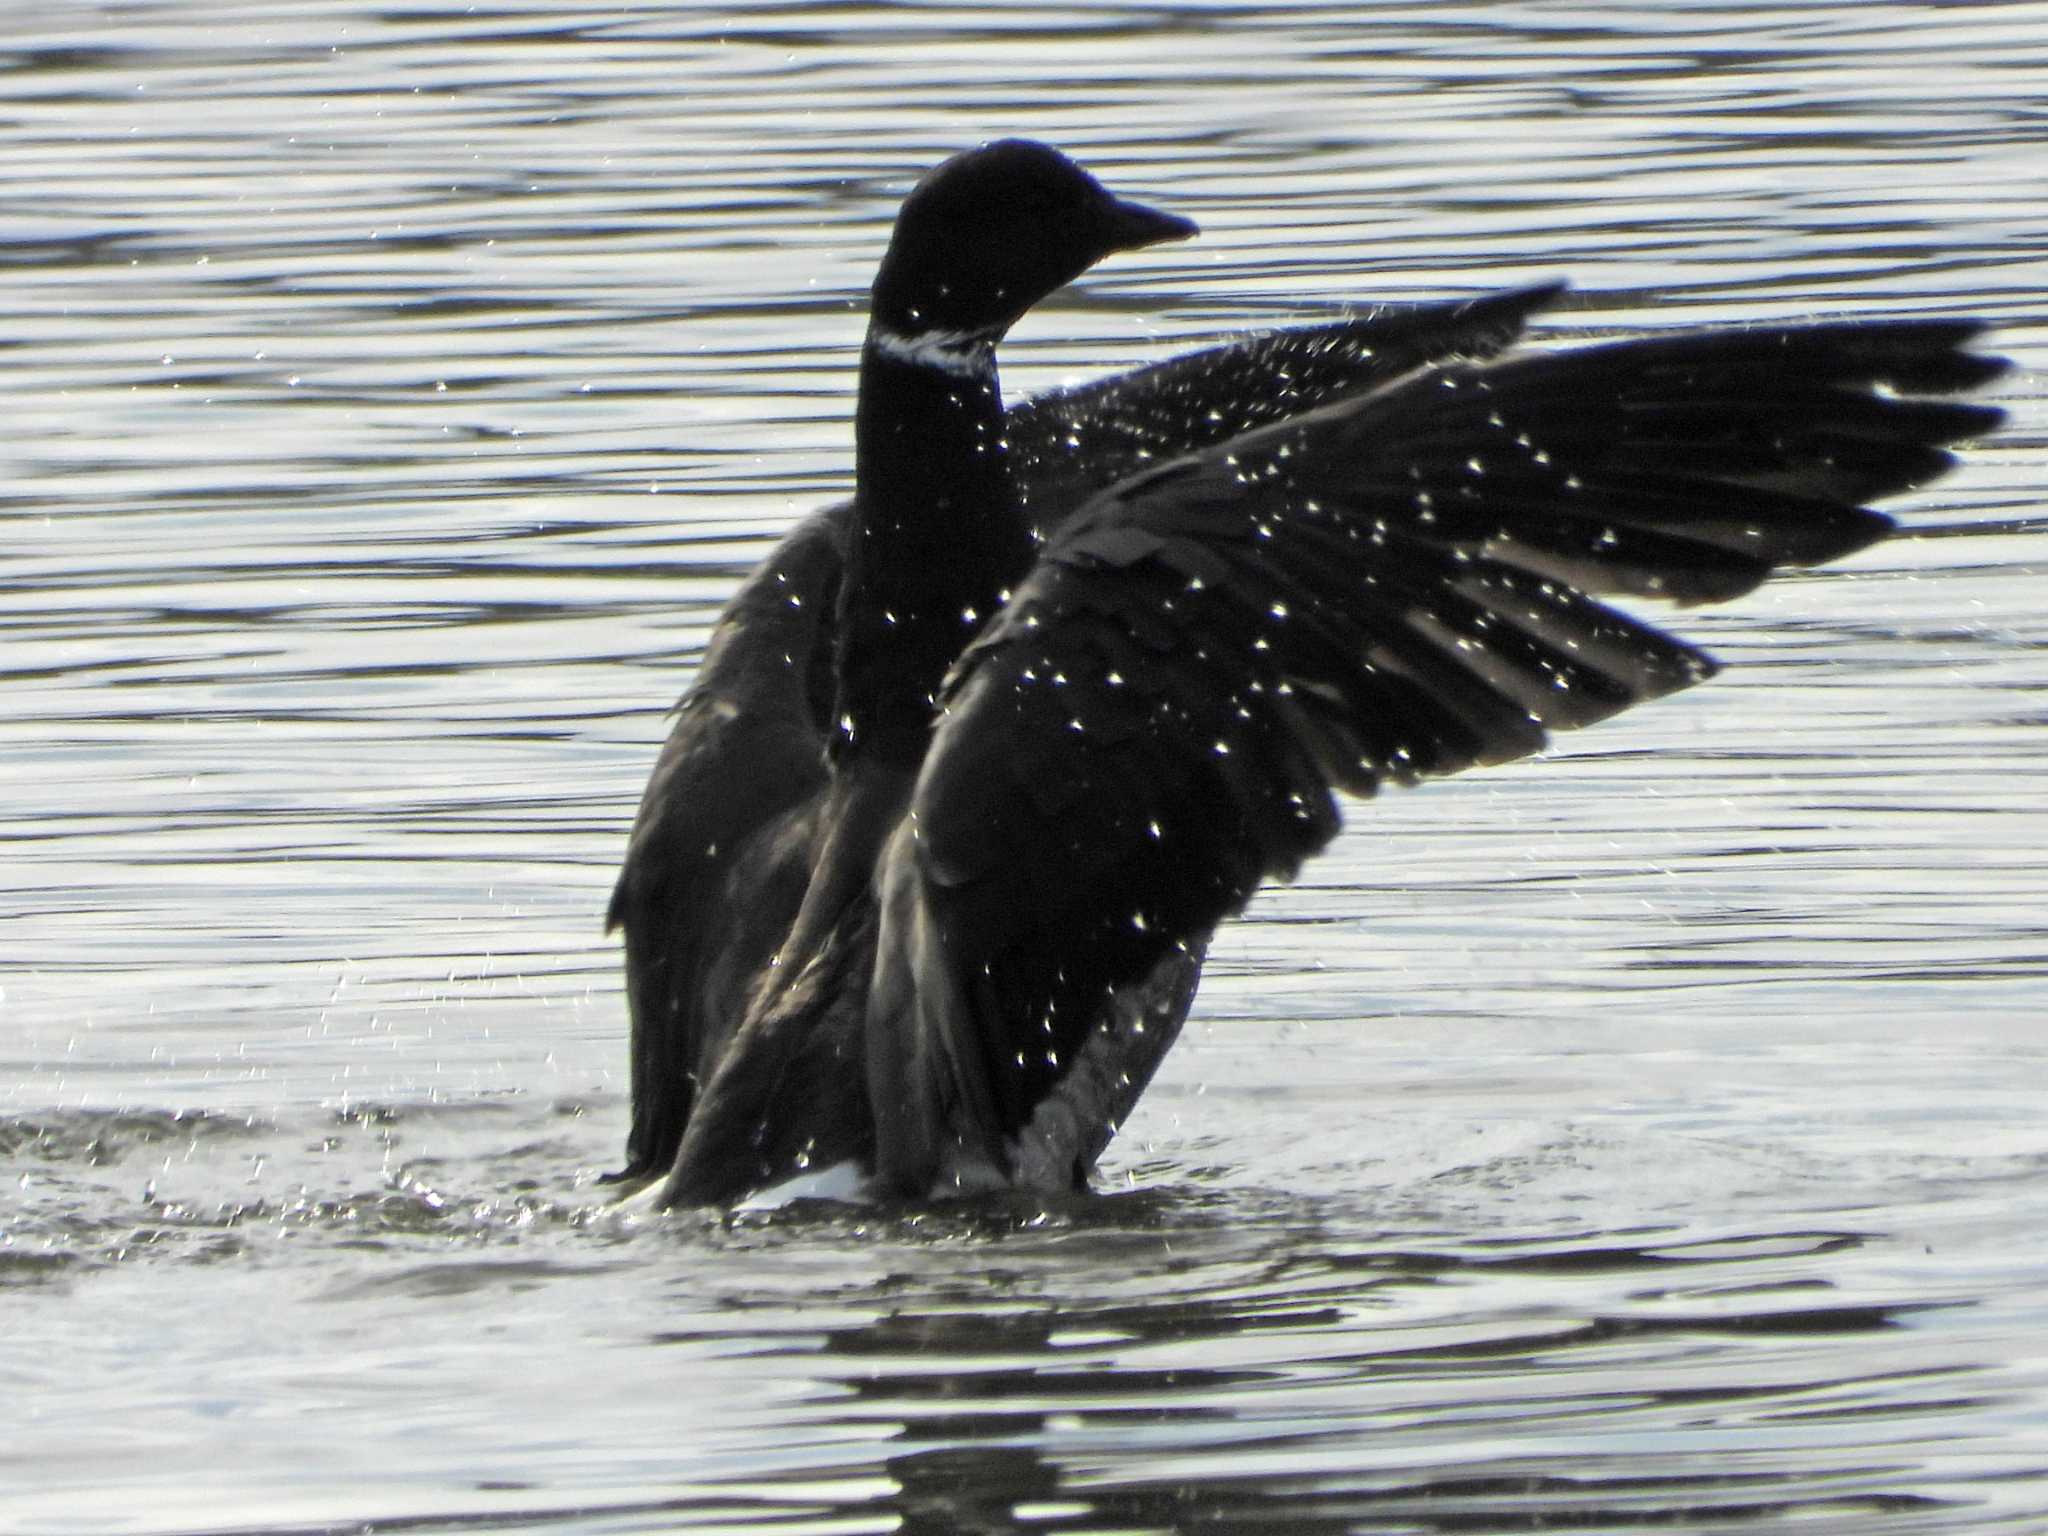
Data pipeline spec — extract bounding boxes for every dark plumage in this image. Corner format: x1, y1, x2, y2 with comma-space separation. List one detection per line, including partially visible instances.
606, 140, 2005, 1208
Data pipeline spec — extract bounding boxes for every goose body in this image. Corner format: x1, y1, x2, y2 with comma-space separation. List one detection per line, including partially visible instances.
606, 140, 2005, 1208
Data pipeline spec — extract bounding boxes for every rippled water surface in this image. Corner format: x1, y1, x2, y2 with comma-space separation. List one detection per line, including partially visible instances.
5, 3, 2047, 1532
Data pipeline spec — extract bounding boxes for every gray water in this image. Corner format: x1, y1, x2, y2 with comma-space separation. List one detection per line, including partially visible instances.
5, 4, 2048, 1532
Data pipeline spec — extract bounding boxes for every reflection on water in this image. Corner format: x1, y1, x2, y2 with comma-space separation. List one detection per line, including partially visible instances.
8, 1089, 2047, 1532
3, 1, 2047, 1532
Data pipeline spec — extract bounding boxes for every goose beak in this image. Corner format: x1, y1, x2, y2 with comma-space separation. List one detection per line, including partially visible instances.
1103, 197, 1200, 254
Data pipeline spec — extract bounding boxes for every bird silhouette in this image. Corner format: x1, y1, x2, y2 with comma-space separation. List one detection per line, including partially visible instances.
605, 140, 2006, 1208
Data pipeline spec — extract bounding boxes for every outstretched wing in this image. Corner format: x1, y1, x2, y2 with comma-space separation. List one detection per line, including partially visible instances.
1005, 284, 1564, 530
897, 312, 2007, 1156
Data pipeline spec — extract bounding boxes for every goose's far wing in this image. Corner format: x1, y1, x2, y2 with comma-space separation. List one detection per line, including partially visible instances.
893, 313, 2007, 1160
1006, 284, 1567, 530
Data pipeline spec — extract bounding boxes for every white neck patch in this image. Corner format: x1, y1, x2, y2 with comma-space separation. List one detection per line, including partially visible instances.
869, 326, 998, 378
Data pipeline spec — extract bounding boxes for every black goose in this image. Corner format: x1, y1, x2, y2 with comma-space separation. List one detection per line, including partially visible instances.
606, 139, 2005, 1208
